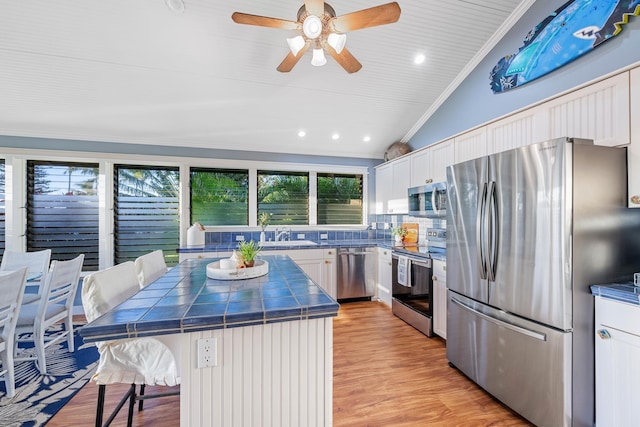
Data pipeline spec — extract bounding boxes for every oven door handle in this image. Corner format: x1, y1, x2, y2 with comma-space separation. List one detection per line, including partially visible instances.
410, 259, 431, 269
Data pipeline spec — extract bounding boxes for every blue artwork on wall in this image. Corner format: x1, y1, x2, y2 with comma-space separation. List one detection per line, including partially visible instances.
490, 0, 640, 93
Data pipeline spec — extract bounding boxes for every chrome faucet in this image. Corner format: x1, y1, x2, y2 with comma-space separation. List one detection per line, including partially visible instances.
275, 227, 290, 242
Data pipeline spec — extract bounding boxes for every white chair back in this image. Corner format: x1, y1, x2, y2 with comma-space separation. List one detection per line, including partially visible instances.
82, 261, 139, 322
0, 267, 28, 397
0, 249, 52, 304
40, 254, 84, 314
134, 250, 167, 288
15, 254, 84, 374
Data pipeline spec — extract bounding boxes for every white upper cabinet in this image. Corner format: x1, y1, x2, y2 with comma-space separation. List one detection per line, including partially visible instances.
545, 72, 630, 147
388, 157, 410, 214
628, 66, 640, 208
454, 127, 487, 164
410, 149, 432, 187
375, 156, 411, 214
429, 139, 455, 183
487, 105, 547, 155
374, 163, 392, 214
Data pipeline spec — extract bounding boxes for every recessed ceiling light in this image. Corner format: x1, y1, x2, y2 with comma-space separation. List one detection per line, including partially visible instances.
165, 0, 185, 13
332, 133, 340, 140
414, 53, 426, 65
298, 130, 306, 137
363, 136, 371, 142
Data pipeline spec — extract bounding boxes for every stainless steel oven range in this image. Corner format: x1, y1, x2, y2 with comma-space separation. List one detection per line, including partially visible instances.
391, 252, 433, 337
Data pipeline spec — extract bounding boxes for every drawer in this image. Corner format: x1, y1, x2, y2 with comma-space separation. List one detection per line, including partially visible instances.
596, 297, 640, 337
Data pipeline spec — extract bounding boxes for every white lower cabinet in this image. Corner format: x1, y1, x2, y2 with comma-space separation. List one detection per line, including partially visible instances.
286, 249, 337, 299
594, 297, 640, 426
376, 248, 392, 306
432, 259, 447, 339
179, 251, 231, 262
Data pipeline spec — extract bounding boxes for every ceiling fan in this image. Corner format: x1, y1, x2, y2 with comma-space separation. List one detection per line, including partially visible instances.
231, 1, 401, 73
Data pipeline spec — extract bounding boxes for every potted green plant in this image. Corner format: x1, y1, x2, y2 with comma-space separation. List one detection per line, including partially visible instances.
238, 240, 262, 267
391, 226, 408, 244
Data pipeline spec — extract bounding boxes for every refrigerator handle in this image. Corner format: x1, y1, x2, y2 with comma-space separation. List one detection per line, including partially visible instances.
476, 182, 488, 279
431, 188, 438, 216
487, 181, 498, 282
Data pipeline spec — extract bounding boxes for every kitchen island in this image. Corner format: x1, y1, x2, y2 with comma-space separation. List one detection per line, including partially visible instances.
80, 255, 339, 427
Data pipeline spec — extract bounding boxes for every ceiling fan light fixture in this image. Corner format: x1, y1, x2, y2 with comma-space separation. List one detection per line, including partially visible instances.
327, 33, 347, 54
311, 48, 327, 67
287, 36, 306, 56
302, 15, 323, 39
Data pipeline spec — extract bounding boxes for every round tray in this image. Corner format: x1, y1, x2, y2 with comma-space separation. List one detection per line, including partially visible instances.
206, 259, 269, 280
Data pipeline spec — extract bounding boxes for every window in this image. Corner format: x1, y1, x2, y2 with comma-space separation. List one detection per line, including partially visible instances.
190, 168, 248, 226
26, 161, 99, 270
317, 173, 363, 225
0, 160, 5, 258
114, 165, 180, 266
258, 171, 309, 225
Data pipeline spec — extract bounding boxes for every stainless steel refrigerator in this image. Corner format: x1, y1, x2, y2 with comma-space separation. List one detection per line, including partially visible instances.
446, 137, 640, 427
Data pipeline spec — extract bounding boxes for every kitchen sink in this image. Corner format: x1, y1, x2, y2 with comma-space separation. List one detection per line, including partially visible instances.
260, 240, 318, 247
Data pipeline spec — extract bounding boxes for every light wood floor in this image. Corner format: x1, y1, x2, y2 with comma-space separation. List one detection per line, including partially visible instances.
49, 301, 531, 426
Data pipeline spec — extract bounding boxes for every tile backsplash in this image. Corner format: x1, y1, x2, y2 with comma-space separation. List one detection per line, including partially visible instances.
202, 215, 446, 245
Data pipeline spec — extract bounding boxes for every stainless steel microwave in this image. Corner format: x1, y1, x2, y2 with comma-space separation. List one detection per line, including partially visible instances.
408, 182, 447, 218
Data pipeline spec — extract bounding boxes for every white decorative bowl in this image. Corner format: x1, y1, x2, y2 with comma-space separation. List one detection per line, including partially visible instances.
206, 259, 269, 280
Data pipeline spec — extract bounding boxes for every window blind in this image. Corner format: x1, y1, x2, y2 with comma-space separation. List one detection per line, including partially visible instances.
26, 161, 99, 270
114, 165, 180, 266
317, 173, 363, 225
190, 168, 248, 226
258, 171, 309, 225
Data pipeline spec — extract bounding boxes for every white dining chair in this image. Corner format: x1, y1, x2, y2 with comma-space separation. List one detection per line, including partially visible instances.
0, 249, 52, 305
134, 250, 168, 288
14, 254, 84, 374
81, 261, 179, 427
0, 267, 28, 398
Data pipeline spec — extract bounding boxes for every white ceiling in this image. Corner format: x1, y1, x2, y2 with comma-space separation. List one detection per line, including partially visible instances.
0, 0, 531, 160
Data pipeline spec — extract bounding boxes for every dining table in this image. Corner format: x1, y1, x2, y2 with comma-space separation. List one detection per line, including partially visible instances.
80, 254, 339, 427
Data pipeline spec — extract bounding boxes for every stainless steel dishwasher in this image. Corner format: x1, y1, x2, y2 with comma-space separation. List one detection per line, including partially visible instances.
337, 247, 376, 301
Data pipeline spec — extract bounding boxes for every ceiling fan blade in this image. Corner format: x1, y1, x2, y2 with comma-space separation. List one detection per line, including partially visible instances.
305, 0, 325, 16
232, 12, 300, 30
325, 46, 362, 74
277, 43, 311, 73
330, 2, 401, 33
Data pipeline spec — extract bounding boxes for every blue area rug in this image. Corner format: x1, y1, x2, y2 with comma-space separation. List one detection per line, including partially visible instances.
0, 323, 99, 426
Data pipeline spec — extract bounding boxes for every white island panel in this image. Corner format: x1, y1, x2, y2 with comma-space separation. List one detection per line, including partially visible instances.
180, 317, 333, 427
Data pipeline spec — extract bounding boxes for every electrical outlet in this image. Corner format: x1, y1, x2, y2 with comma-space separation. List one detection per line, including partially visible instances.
297, 233, 305, 239
197, 337, 217, 368
320, 233, 328, 240
235, 235, 245, 241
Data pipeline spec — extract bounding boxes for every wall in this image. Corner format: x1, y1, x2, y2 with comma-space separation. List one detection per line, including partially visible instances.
409, 0, 640, 148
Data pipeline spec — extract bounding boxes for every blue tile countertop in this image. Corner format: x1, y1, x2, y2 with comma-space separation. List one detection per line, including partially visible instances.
80, 255, 340, 343
590, 282, 640, 306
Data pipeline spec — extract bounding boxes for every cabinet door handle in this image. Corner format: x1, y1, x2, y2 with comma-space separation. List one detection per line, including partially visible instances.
597, 329, 612, 340
432, 276, 437, 281
324, 260, 330, 264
